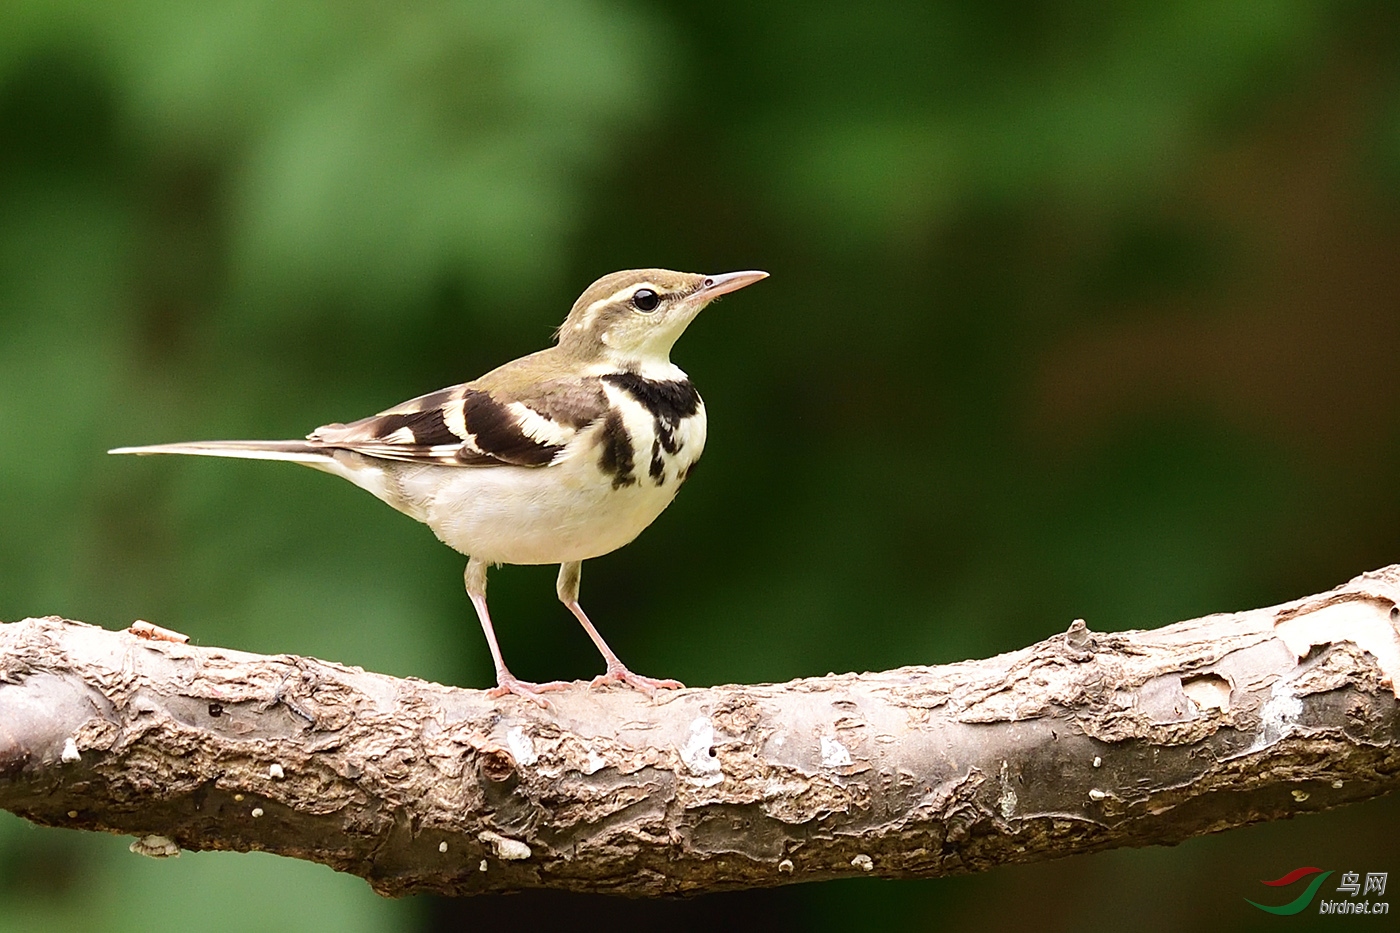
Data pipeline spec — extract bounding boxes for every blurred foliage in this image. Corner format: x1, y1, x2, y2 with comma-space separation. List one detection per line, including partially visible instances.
2, 1, 1399, 931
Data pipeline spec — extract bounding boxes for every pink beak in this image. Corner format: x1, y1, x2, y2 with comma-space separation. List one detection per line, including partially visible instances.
698, 270, 769, 299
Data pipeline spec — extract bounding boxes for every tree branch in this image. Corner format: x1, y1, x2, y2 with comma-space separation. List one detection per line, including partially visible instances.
2, 568, 1399, 897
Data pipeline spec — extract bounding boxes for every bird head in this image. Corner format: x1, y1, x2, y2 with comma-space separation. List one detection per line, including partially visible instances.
556, 268, 768, 366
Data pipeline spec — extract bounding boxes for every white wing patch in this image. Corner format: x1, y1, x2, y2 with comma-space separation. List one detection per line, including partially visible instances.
509, 402, 579, 447
441, 397, 468, 439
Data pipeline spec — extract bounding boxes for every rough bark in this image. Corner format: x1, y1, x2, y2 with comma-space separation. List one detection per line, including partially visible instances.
2, 568, 1399, 897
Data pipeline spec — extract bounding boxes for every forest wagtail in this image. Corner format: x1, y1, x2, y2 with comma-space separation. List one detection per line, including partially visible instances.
112, 269, 768, 702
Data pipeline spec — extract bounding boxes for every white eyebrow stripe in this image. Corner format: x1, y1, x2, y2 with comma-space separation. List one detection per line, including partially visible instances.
574, 282, 665, 332
596, 283, 662, 311
605, 282, 659, 303
575, 297, 608, 331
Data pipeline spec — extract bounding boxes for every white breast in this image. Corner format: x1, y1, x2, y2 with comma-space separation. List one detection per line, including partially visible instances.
381, 399, 706, 565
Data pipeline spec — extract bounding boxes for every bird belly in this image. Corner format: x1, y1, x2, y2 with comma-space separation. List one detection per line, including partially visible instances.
404, 460, 678, 564
376, 405, 704, 565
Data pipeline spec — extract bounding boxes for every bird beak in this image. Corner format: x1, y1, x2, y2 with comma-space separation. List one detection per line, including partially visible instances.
698, 270, 769, 299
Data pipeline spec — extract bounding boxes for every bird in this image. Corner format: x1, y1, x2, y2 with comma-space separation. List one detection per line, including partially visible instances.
111, 268, 768, 702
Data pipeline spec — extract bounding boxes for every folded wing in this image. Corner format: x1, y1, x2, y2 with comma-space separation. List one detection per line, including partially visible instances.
309, 379, 610, 468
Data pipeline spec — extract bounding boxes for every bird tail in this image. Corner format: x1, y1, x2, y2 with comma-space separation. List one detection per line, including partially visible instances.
108, 437, 417, 516
108, 440, 333, 464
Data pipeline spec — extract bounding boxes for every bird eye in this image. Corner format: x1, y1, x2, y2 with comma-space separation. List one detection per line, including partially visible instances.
631, 288, 660, 312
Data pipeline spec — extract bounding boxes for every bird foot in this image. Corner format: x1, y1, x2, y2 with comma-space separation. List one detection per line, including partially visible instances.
487, 676, 572, 706
590, 667, 684, 696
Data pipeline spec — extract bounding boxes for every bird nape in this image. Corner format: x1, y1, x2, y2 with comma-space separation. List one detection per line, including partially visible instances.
110, 268, 769, 703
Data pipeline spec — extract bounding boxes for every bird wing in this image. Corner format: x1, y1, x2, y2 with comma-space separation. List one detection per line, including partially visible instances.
308, 378, 610, 467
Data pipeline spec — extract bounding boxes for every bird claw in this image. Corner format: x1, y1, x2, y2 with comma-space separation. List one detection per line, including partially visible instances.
486, 670, 682, 703
487, 677, 571, 706
590, 668, 684, 695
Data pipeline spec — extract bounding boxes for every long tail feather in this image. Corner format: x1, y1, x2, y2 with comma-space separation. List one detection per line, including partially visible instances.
108, 439, 409, 512
107, 440, 332, 464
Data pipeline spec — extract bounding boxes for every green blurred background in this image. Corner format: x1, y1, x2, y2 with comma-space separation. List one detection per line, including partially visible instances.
2, 1, 1398, 930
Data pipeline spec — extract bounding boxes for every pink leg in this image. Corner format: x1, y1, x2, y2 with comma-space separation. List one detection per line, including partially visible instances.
556, 561, 683, 695
465, 559, 568, 705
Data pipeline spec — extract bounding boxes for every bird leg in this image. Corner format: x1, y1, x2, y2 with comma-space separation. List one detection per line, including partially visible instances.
556, 561, 683, 694
465, 558, 566, 705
